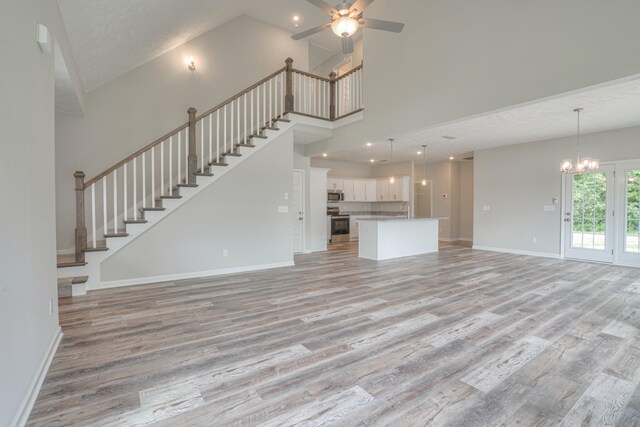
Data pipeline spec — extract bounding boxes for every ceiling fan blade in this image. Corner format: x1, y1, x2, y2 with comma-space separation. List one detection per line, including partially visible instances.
305, 0, 338, 16
349, 0, 375, 14
342, 36, 354, 54
291, 23, 331, 40
360, 17, 405, 33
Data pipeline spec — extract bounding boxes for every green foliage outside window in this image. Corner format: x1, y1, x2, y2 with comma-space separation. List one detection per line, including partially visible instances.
572, 172, 607, 234
627, 170, 640, 235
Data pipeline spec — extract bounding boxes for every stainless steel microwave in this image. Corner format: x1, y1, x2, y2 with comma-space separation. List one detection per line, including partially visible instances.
327, 191, 344, 202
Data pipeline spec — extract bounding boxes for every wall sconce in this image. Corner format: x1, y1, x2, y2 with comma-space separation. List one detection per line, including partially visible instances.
186, 57, 196, 71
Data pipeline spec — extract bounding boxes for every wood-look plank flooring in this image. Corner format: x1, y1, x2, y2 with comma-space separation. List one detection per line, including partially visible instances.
28, 242, 640, 426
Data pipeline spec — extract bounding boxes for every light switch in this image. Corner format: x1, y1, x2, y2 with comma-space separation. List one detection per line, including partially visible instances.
284, 193, 289, 200
278, 206, 289, 213
482, 205, 491, 211
543, 205, 556, 212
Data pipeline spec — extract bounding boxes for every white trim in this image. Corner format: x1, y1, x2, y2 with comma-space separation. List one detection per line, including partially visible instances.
11, 327, 62, 427
95, 261, 295, 290
472, 245, 561, 259
293, 169, 306, 254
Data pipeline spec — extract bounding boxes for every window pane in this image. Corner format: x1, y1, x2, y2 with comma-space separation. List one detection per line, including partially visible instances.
626, 170, 640, 253
572, 172, 607, 250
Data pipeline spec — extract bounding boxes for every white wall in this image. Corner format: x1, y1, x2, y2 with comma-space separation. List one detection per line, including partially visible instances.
101, 129, 295, 283
0, 2, 62, 425
306, 0, 640, 156
310, 158, 372, 177
294, 145, 312, 252
55, 14, 309, 250
460, 161, 474, 241
474, 126, 640, 255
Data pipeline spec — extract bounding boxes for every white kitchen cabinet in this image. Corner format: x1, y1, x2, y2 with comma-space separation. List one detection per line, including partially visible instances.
376, 179, 390, 201
353, 179, 366, 201
343, 179, 355, 201
350, 216, 359, 240
390, 176, 410, 201
327, 215, 332, 243
327, 178, 343, 191
365, 179, 377, 201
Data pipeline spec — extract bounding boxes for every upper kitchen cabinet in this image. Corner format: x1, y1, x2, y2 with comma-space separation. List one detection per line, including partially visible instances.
327, 178, 344, 191
343, 179, 355, 201
365, 179, 377, 202
390, 176, 410, 201
353, 179, 367, 201
376, 179, 390, 201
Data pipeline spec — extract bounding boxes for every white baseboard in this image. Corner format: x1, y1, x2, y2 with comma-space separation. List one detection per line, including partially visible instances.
11, 327, 62, 427
472, 245, 561, 259
94, 261, 295, 290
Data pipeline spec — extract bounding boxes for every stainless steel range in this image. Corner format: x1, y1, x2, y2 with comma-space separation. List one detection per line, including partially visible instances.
327, 207, 350, 243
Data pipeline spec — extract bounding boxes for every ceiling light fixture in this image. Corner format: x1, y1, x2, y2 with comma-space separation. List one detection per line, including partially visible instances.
292, 15, 300, 28
417, 151, 422, 155
561, 108, 599, 173
322, 153, 328, 157
366, 142, 373, 147
449, 156, 454, 160
421, 145, 428, 186
331, 16, 359, 38
388, 138, 395, 184
186, 56, 196, 71
370, 159, 375, 163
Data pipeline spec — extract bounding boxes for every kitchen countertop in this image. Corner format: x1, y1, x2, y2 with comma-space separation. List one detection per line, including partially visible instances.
358, 217, 446, 222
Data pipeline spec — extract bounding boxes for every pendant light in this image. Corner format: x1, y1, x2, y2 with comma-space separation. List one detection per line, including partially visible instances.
421, 145, 428, 186
389, 138, 395, 184
561, 108, 599, 173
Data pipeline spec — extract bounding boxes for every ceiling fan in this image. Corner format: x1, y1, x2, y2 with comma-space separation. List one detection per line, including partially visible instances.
291, 0, 405, 54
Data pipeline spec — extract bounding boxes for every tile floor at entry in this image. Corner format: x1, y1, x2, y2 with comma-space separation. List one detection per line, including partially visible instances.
28, 242, 640, 426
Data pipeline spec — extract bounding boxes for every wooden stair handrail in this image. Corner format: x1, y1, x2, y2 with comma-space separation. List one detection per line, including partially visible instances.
336, 62, 363, 81
84, 123, 188, 188
195, 66, 288, 121
291, 68, 331, 83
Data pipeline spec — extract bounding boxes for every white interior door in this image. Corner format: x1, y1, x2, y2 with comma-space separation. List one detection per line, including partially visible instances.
616, 160, 640, 267
564, 165, 615, 263
292, 170, 305, 254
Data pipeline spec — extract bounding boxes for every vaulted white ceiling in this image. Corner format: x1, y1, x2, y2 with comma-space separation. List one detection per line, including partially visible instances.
317, 77, 640, 164
57, 0, 348, 92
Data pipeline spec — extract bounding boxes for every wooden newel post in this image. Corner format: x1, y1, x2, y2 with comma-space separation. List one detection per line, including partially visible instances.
329, 71, 337, 120
74, 171, 87, 263
285, 57, 294, 113
187, 107, 197, 185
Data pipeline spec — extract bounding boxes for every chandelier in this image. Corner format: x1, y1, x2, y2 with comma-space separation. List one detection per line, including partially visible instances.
561, 108, 599, 173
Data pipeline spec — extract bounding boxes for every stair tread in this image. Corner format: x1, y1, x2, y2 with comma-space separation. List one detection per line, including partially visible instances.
275, 118, 291, 123
140, 207, 165, 211
83, 246, 109, 252
263, 126, 280, 131
124, 219, 147, 224
250, 134, 268, 139
104, 232, 129, 238
57, 261, 87, 268
222, 152, 242, 157
177, 183, 198, 188
159, 194, 182, 199
195, 172, 214, 177
235, 143, 256, 148
58, 275, 89, 286
209, 162, 229, 167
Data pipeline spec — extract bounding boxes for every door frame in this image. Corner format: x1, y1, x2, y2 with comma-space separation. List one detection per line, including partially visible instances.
614, 159, 640, 267
560, 159, 640, 267
293, 169, 306, 254
560, 163, 617, 264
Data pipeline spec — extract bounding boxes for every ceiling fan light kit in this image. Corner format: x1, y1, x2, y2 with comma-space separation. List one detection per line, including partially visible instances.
292, 0, 405, 54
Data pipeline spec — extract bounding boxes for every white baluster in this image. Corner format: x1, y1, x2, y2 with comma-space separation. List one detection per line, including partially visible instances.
200, 119, 204, 172
280, 73, 284, 117
142, 152, 146, 208
292, 73, 296, 112
224, 104, 227, 155
256, 86, 260, 134
243, 93, 247, 144
262, 83, 266, 127
216, 110, 220, 162
230, 101, 234, 153
91, 185, 96, 248
208, 114, 212, 165
236, 97, 240, 145
102, 176, 107, 235
269, 77, 273, 123
250, 89, 254, 137
124, 163, 128, 221
113, 169, 117, 233
151, 146, 155, 205
184, 128, 188, 181
177, 132, 181, 186
169, 136, 173, 193
160, 140, 164, 196
133, 157, 137, 220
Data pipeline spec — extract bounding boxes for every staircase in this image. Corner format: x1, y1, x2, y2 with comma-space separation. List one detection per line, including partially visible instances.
57, 58, 364, 296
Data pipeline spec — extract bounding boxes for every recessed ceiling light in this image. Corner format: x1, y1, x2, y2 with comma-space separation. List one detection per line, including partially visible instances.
370, 159, 375, 163
443, 135, 457, 140
322, 153, 328, 157
449, 156, 454, 160
417, 151, 422, 155
293, 15, 300, 21
366, 142, 372, 147
292, 15, 300, 27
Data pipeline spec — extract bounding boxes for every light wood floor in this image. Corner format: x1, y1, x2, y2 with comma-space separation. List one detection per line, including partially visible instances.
28, 242, 640, 426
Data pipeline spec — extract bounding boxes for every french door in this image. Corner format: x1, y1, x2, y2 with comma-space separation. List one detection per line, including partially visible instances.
564, 165, 615, 263
615, 161, 640, 267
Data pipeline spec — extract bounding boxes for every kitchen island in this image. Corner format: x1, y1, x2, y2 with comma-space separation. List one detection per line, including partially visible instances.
358, 217, 441, 260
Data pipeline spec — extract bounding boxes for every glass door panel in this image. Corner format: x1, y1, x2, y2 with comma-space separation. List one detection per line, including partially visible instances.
616, 162, 640, 267
564, 165, 614, 263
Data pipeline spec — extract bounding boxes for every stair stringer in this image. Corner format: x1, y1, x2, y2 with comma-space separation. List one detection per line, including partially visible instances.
56, 111, 364, 295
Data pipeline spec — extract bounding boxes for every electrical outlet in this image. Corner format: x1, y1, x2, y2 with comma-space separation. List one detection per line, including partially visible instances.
223, 249, 228, 257
284, 193, 289, 200
49, 299, 53, 315
482, 205, 491, 211
532, 236, 538, 244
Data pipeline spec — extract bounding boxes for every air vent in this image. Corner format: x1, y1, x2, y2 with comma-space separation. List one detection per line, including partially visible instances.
442, 135, 457, 140
462, 156, 474, 160
378, 159, 387, 163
